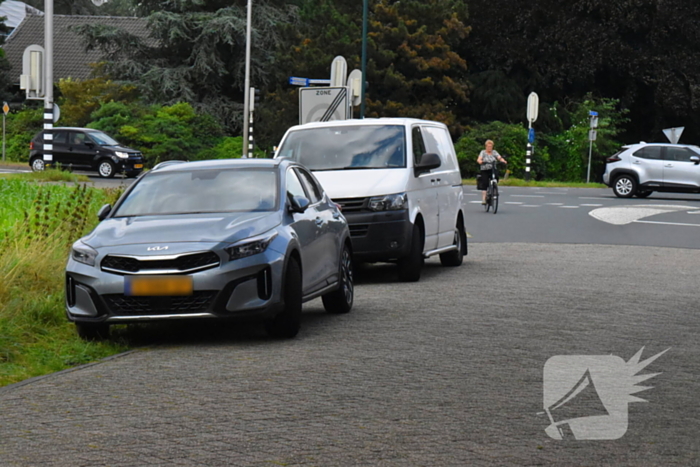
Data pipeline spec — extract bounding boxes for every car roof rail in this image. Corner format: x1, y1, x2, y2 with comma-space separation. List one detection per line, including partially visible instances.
152, 160, 188, 171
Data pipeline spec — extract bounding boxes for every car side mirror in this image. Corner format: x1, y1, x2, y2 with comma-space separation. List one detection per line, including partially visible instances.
97, 204, 112, 221
691, 155, 700, 165
288, 195, 310, 213
414, 152, 441, 176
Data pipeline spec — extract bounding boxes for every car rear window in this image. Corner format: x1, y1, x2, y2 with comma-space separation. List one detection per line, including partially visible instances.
113, 168, 279, 216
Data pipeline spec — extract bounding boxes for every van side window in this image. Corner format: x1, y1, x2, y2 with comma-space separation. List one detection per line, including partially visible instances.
423, 126, 458, 171
412, 127, 426, 165
295, 168, 323, 204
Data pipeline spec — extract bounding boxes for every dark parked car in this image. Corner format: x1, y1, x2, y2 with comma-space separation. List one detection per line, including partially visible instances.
65, 158, 354, 340
29, 127, 145, 178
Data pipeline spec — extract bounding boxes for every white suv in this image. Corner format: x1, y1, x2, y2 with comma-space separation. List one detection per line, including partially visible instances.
275, 118, 467, 282
603, 142, 700, 198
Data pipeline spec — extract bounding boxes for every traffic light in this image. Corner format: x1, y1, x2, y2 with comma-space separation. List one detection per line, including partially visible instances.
250, 87, 261, 111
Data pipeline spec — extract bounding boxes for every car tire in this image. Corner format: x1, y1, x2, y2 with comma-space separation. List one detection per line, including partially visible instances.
635, 191, 653, 198
440, 224, 465, 267
76, 322, 110, 341
397, 223, 424, 282
30, 157, 46, 172
322, 244, 354, 314
612, 174, 637, 198
98, 160, 116, 178
265, 258, 302, 338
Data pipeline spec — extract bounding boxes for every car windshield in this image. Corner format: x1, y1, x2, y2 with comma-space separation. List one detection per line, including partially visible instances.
113, 168, 279, 217
277, 125, 406, 170
86, 131, 120, 146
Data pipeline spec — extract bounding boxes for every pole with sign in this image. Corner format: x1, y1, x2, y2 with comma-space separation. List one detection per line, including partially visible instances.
526, 92, 538, 181
2, 102, 7, 162
587, 111, 598, 183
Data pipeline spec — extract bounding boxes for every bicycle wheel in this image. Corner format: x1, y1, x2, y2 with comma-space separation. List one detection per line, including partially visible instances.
484, 185, 491, 212
492, 183, 499, 214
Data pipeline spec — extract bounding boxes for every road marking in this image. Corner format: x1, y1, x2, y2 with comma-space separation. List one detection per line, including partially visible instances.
512, 195, 545, 198
580, 204, 603, 207
521, 205, 541, 207
589, 205, 691, 225
687, 211, 700, 214
635, 220, 700, 227
469, 200, 484, 204
505, 202, 523, 205
536, 191, 565, 194
559, 206, 580, 209
546, 203, 564, 206
579, 197, 610, 200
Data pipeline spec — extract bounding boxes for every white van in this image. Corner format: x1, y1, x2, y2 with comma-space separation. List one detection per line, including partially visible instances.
275, 118, 467, 281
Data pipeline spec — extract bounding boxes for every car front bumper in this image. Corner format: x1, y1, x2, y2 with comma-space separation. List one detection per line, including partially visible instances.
65, 246, 286, 325
343, 210, 413, 262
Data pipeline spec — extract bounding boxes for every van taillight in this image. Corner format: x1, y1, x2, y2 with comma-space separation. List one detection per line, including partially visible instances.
29, 141, 34, 150
606, 156, 621, 163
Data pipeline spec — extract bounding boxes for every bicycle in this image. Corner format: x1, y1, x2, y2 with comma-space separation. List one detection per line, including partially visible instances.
483, 163, 501, 214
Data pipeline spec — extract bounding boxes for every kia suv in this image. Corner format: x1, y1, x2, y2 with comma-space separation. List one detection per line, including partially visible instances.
29, 127, 145, 178
603, 142, 700, 198
65, 158, 354, 340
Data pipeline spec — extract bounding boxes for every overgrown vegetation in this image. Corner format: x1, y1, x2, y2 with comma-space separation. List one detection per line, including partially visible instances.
0, 180, 128, 386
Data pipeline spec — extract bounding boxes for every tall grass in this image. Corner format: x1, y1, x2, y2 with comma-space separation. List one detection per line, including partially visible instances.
0, 180, 127, 386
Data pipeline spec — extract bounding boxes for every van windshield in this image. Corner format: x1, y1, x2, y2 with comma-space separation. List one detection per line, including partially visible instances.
277, 125, 406, 170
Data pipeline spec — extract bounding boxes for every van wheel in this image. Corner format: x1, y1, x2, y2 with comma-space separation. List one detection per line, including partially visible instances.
440, 224, 465, 267
398, 223, 424, 282
613, 174, 636, 198
98, 160, 116, 178
322, 244, 354, 314
265, 258, 302, 338
31, 157, 46, 172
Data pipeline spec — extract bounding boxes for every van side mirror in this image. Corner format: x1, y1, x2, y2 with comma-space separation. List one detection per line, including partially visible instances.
288, 195, 310, 213
97, 204, 112, 221
414, 152, 441, 175
691, 155, 700, 165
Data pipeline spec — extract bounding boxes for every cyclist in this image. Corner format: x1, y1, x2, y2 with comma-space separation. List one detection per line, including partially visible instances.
477, 140, 507, 205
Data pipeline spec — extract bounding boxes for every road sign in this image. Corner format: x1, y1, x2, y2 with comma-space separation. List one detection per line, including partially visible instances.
2, 102, 8, 116
528, 128, 535, 144
289, 76, 310, 86
347, 69, 362, 107
663, 127, 684, 144
589, 130, 597, 141
299, 87, 350, 124
330, 56, 348, 87
527, 92, 539, 123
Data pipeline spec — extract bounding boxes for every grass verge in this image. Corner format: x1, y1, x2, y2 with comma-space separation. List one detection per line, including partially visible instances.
0, 168, 91, 183
0, 179, 127, 387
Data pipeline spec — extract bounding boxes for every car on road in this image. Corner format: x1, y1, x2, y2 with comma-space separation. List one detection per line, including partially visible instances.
603, 142, 700, 198
65, 158, 354, 339
29, 127, 145, 178
275, 118, 467, 282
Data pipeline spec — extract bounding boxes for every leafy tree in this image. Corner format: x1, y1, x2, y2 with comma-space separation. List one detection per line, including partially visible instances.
4, 107, 42, 162
56, 78, 139, 127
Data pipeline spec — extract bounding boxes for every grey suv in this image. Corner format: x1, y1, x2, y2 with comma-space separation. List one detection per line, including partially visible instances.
603, 142, 700, 198
65, 158, 354, 340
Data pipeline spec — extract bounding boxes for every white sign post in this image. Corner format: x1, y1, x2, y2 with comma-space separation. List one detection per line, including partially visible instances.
587, 111, 598, 183
525, 92, 539, 181
299, 87, 350, 124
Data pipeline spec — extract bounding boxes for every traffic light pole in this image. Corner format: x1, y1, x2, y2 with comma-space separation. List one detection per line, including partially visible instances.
43, 0, 53, 165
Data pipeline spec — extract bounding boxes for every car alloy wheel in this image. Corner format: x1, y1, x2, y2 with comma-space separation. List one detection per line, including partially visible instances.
613, 175, 636, 198
322, 245, 354, 314
98, 160, 116, 178
31, 158, 45, 172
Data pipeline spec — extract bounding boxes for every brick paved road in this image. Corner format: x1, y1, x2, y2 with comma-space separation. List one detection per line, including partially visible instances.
0, 244, 698, 466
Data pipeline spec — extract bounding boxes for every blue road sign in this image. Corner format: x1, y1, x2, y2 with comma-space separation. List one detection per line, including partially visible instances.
528, 128, 535, 144
289, 77, 310, 86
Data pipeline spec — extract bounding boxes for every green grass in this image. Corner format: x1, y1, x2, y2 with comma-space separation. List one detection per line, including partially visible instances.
463, 177, 607, 188
0, 179, 127, 387
0, 169, 91, 183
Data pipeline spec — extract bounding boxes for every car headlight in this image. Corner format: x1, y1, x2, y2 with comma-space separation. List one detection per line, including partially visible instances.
225, 232, 278, 261
115, 151, 129, 159
71, 240, 98, 267
369, 193, 407, 211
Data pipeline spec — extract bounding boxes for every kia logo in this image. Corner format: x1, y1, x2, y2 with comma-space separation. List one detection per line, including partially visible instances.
147, 246, 169, 251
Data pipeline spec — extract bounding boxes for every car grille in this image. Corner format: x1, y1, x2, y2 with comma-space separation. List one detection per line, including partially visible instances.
348, 224, 369, 237
103, 291, 217, 316
333, 197, 367, 212
101, 251, 220, 275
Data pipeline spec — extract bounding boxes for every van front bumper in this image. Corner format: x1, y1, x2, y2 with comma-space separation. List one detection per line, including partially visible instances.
343, 210, 412, 262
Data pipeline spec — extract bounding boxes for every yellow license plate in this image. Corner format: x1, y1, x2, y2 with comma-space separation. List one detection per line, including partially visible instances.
125, 275, 193, 296
134, 164, 143, 169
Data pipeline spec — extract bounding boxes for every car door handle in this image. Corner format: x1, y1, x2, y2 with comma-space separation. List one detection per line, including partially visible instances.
315, 217, 323, 225
665, 164, 673, 167
632, 161, 641, 164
